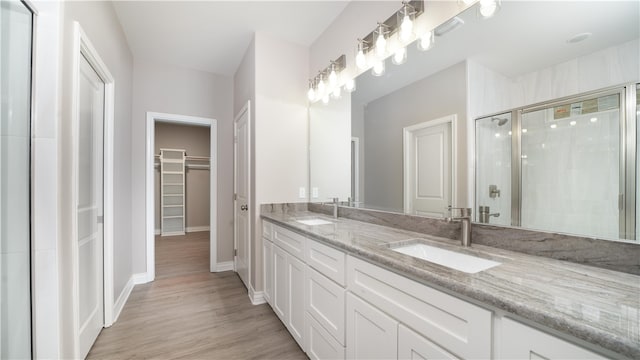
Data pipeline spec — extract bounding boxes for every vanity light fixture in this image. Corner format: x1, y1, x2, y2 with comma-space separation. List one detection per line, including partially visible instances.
374, 23, 390, 58
398, 1, 416, 42
479, 0, 500, 19
307, 79, 316, 101
392, 47, 407, 65
308, 55, 346, 103
418, 30, 434, 51
372, 59, 385, 76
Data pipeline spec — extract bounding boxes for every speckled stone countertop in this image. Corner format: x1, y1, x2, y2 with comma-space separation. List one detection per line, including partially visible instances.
261, 211, 640, 359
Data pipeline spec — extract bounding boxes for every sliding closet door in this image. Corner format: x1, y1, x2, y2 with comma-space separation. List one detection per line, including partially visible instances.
0, 1, 33, 358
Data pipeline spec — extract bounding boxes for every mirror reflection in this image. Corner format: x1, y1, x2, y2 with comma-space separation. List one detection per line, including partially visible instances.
308, 0, 639, 242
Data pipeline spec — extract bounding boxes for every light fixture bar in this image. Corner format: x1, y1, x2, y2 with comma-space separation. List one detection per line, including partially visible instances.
360, 0, 423, 51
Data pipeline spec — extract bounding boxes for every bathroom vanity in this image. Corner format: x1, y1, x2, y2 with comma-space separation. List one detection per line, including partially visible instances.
260, 208, 639, 360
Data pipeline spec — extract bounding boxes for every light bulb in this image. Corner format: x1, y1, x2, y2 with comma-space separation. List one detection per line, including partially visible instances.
356, 49, 367, 70
329, 69, 338, 87
322, 93, 329, 105
375, 26, 387, 57
418, 31, 434, 51
332, 86, 341, 99
372, 60, 385, 77
307, 87, 315, 101
479, 0, 499, 18
392, 47, 407, 65
399, 14, 413, 42
345, 78, 356, 93
317, 78, 325, 97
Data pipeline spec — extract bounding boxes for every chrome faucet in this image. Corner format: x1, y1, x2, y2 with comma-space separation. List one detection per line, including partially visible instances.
445, 206, 472, 247
323, 197, 340, 219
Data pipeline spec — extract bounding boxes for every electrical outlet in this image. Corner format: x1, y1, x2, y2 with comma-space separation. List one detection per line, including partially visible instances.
299, 187, 306, 198
312, 187, 319, 198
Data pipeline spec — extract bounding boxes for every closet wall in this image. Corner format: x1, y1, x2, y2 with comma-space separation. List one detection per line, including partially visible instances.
154, 123, 210, 232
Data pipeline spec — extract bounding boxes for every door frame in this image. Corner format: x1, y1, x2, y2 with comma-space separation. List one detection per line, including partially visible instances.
233, 101, 251, 287
70, 22, 115, 355
145, 112, 218, 280
403, 114, 458, 214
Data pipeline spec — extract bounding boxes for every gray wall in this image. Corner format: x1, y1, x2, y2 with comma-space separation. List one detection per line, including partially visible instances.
58, 1, 133, 356
359, 61, 468, 211
154, 123, 211, 231
131, 59, 234, 274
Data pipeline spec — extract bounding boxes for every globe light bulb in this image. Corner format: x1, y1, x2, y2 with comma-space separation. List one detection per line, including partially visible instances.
479, 0, 499, 18
329, 69, 338, 87
375, 31, 387, 58
345, 78, 356, 93
392, 47, 407, 65
418, 31, 434, 51
317, 78, 325, 96
332, 86, 341, 99
372, 60, 385, 76
399, 14, 413, 42
356, 49, 367, 70
307, 87, 315, 101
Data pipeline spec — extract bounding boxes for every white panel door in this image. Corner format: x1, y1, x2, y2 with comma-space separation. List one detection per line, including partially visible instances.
234, 106, 250, 288
77, 55, 104, 359
346, 293, 397, 360
404, 120, 452, 217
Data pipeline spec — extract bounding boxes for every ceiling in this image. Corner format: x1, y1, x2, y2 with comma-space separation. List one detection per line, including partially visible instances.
113, 1, 350, 76
353, 0, 640, 105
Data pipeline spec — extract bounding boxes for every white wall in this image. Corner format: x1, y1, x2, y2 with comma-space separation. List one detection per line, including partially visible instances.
252, 32, 309, 290
58, 1, 134, 356
131, 59, 234, 274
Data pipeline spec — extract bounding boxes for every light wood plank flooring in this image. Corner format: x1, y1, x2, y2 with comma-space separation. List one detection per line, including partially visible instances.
88, 231, 306, 359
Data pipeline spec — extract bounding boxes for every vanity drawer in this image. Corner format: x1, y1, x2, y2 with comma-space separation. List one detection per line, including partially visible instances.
273, 225, 305, 260
347, 256, 492, 359
305, 238, 346, 286
262, 220, 273, 240
306, 314, 345, 360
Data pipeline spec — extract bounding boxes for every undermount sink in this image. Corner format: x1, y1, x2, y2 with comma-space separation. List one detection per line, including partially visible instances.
296, 218, 333, 226
391, 242, 501, 274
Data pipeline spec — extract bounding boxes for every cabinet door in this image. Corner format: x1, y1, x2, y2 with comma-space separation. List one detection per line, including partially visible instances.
499, 318, 605, 360
307, 314, 346, 360
287, 254, 306, 349
262, 239, 273, 304
306, 267, 345, 345
398, 324, 458, 360
272, 245, 288, 323
346, 293, 397, 360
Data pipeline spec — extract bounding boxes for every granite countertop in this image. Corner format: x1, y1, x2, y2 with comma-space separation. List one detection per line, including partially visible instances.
261, 211, 640, 359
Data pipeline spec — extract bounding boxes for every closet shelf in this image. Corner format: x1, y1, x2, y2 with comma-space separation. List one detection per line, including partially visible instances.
160, 148, 186, 236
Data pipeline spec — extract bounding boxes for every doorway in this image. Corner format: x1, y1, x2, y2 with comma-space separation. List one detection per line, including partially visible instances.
145, 112, 218, 282
71, 22, 116, 359
403, 115, 458, 217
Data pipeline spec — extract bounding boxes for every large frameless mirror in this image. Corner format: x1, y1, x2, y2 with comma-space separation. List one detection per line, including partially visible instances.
307, 0, 639, 243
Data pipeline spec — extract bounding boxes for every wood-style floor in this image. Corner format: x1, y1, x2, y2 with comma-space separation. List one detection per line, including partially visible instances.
88, 231, 306, 359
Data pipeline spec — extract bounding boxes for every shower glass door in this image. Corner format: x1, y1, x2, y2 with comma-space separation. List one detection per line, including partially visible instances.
520, 91, 623, 240
0, 0, 33, 358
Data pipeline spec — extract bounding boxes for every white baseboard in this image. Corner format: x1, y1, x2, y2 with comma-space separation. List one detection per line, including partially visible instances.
133, 272, 150, 285
215, 261, 234, 272
113, 276, 134, 323
186, 226, 210, 232
154, 226, 209, 235
249, 285, 266, 305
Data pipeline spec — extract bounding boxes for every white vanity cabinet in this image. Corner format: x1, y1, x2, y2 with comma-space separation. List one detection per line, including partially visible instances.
270, 224, 306, 350
347, 255, 492, 359
498, 318, 606, 360
346, 292, 398, 360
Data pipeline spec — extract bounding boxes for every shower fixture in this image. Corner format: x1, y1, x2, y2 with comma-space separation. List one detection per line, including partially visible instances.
492, 117, 508, 126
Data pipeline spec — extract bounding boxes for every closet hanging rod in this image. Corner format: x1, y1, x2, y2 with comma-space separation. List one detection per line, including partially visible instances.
154, 154, 210, 160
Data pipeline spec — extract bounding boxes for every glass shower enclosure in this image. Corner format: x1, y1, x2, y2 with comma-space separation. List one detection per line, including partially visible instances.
476, 86, 636, 241
1, 0, 34, 357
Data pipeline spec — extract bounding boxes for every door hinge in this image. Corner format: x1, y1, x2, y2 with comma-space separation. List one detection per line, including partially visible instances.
619, 194, 624, 211
234, 193, 238, 201
234, 249, 237, 256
